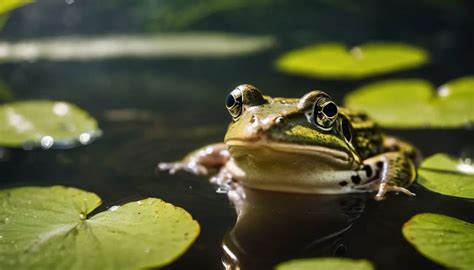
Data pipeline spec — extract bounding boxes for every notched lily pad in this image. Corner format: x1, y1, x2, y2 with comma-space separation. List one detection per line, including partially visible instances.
275, 257, 374, 270
345, 76, 474, 128
275, 42, 428, 79
403, 213, 474, 269
418, 153, 474, 199
0, 186, 200, 270
0, 100, 101, 149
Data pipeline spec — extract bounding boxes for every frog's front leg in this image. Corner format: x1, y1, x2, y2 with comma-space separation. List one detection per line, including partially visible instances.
158, 143, 229, 176
360, 152, 417, 200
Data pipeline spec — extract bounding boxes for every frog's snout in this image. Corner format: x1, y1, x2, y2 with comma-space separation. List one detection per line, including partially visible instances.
248, 114, 286, 135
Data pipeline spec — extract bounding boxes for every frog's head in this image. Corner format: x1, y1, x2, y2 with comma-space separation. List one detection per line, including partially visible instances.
224, 84, 360, 169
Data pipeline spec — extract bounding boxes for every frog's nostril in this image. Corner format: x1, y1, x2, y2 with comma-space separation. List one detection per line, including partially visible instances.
250, 115, 256, 123
275, 116, 286, 125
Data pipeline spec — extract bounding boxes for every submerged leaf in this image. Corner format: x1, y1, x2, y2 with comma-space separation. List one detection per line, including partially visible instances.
0, 81, 13, 101
275, 42, 428, 79
0, 0, 32, 15
402, 213, 474, 269
0, 100, 101, 149
0, 14, 8, 30
344, 76, 474, 128
0, 186, 200, 270
418, 153, 474, 199
275, 257, 374, 270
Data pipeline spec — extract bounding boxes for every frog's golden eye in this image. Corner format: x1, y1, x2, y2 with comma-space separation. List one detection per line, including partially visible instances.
313, 97, 338, 131
226, 84, 267, 120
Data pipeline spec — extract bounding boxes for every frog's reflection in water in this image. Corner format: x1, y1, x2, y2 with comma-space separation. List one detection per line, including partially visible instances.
221, 186, 366, 270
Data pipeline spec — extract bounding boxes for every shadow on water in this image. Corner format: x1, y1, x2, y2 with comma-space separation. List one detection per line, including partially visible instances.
221, 187, 366, 269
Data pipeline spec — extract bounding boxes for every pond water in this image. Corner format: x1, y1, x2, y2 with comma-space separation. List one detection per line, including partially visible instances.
0, 1, 473, 270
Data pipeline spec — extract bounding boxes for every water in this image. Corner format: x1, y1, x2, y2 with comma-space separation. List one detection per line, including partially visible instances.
1, 1, 473, 270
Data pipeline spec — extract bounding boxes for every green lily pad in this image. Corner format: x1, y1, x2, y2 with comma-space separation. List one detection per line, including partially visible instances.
275, 42, 428, 79
0, 186, 200, 270
275, 258, 374, 270
418, 153, 474, 199
403, 213, 474, 269
0, 100, 101, 149
344, 76, 474, 128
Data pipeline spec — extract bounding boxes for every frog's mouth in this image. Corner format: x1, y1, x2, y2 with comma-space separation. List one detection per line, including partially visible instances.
225, 138, 354, 168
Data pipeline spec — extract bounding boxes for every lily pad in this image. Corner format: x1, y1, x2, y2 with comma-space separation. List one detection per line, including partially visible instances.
0, 100, 101, 149
275, 42, 428, 79
418, 153, 474, 199
0, 186, 200, 270
275, 258, 374, 270
402, 213, 474, 269
344, 76, 474, 128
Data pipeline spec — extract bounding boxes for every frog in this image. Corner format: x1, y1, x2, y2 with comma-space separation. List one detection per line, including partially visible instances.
159, 84, 421, 200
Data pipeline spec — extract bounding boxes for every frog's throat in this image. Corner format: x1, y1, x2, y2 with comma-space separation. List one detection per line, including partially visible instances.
225, 139, 353, 165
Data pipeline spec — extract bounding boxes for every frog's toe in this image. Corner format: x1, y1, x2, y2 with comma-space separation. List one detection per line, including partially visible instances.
190, 163, 209, 175
375, 183, 415, 201
158, 162, 185, 174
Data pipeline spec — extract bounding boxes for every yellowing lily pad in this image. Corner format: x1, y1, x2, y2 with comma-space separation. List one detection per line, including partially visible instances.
0, 100, 101, 149
402, 213, 474, 269
418, 153, 474, 199
344, 76, 474, 128
0, 186, 200, 270
275, 258, 374, 270
275, 42, 428, 79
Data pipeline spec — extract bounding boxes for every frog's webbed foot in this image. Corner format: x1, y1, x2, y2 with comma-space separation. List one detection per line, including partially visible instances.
158, 143, 229, 176
363, 151, 417, 200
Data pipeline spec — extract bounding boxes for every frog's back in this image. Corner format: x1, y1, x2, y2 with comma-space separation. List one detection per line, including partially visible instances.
339, 108, 384, 160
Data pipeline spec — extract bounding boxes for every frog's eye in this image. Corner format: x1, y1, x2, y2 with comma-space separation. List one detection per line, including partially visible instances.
298, 90, 338, 130
226, 84, 267, 120
226, 89, 243, 119
313, 97, 338, 131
